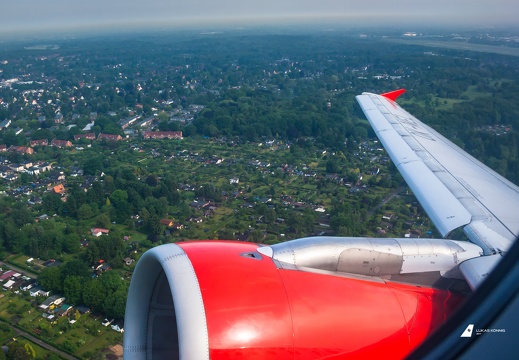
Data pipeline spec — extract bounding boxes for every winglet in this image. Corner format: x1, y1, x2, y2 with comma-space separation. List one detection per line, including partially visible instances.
381, 89, 406, 101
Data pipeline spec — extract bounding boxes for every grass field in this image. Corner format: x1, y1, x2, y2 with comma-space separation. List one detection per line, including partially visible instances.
0, 291, 122, 359
388, 39, 519, 57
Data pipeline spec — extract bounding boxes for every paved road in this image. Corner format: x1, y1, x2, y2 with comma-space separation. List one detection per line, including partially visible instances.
7, 323, 78, 360
367, 185, 404, 217
0, 260, 38, 279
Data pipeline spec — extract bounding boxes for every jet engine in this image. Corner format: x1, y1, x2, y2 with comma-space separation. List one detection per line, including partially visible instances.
124, 237, 480, 359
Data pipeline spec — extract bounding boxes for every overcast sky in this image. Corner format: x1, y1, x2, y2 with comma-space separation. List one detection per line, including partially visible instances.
1, 0, 518, 36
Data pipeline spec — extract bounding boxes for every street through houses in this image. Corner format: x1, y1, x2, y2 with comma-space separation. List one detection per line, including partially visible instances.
4, 321, 79, 360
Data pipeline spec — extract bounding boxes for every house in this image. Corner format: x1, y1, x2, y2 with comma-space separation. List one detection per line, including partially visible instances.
9, 146, 34, 154
30, 139, 48, 147
382, 213, 394, 221
29, 286, 51, 297
99, 263, 112, 272
39, 162, 52, 172
9, 163, 25, 172
91, 228, 110, 237
50, 139, 73, 148
0, 270, 18, 282
3, 280, 15, 290
160, 219, 174, 227
74, 133, 96, 141
0, 119, 11, 130
53, 184, 66, 195
94, 261, 112, 272
111, 322, 124, 333
98, 133, 122, 141
20, 279, 37, 291
56, 304, 73, 317
75, 305, 91, 315
171, 223, 183, 231
54, 113, 64, 124
39, 294, 66, 310
43, 259, 61, 267
102, 318, 114, 327
369, 167, 380, 175
229, 177, 239, 184
82, 122, 94, 131
37, 214, 50, 221
0, 144, 6, 152
143, 131, 183, 140
42, 313, 56, 321
123, 257, 135, 266
26, 166, 40, 175
28, 196, 43, 205
119, 116, 140, 129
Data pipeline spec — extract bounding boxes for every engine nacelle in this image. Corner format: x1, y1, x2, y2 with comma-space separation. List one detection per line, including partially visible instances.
124, 241, 465, 359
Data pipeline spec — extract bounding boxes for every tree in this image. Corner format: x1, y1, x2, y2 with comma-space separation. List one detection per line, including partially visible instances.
11, 204, 33, 228
77, 203, 94, 219
102, 288, 127, 320
23, 344, 35, 360
82, 279, 105, 313
63, 234, 81, 254
110, 190, 128, 208
99, 271, 125, 294
6, 341, 35, 360
96, 213, 111, 228
109, 189, 130, 222
38, 267, 63, 293
63, 276, 83, 305
145, 175, 158, 187
83, 156, 103, 176
61, 259, 91, 278
42, 193, 62, 214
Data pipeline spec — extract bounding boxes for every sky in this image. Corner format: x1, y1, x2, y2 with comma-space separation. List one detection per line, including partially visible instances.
1, 0, 518, 37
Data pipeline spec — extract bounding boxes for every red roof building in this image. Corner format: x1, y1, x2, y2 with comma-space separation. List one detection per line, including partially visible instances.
98, 133, 122, 141
143, 131, 183, 140
9, 146, 34, 154
30, 139, 49, 147
74, 133, 96, 141
50, 139, 73, 148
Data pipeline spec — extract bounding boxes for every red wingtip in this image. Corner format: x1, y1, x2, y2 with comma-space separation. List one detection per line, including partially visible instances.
381, 89, 406, 101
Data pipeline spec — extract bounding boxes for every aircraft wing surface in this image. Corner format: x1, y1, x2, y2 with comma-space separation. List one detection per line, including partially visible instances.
356, 90, 519, 255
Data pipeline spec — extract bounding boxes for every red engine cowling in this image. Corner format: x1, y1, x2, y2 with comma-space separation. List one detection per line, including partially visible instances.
123, 241, 464, 359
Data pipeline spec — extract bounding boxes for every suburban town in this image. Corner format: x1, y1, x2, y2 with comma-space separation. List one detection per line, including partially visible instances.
0, 27, 518, 358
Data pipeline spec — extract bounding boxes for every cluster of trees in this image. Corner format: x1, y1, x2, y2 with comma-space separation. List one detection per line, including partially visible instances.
38, 260, 127, 320
2, 33, 519, 184
40, 168, 180, 233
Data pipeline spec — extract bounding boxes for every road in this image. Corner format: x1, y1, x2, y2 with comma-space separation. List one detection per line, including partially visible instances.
0, 260, 38, 279
367, 185, 404, 217
0, 261, 78, 359
7, 322, 78, 360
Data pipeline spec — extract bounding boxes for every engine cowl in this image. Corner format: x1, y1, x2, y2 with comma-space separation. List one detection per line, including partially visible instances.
124, 241, 464, 359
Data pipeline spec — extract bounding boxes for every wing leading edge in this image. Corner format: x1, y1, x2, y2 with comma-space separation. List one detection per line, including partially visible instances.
356, 90, 519, 256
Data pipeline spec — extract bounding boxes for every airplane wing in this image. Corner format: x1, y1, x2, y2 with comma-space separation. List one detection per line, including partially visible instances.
356, 90, 519, 256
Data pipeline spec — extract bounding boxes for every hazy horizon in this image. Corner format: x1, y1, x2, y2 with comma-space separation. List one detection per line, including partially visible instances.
2, 0, 518, 39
